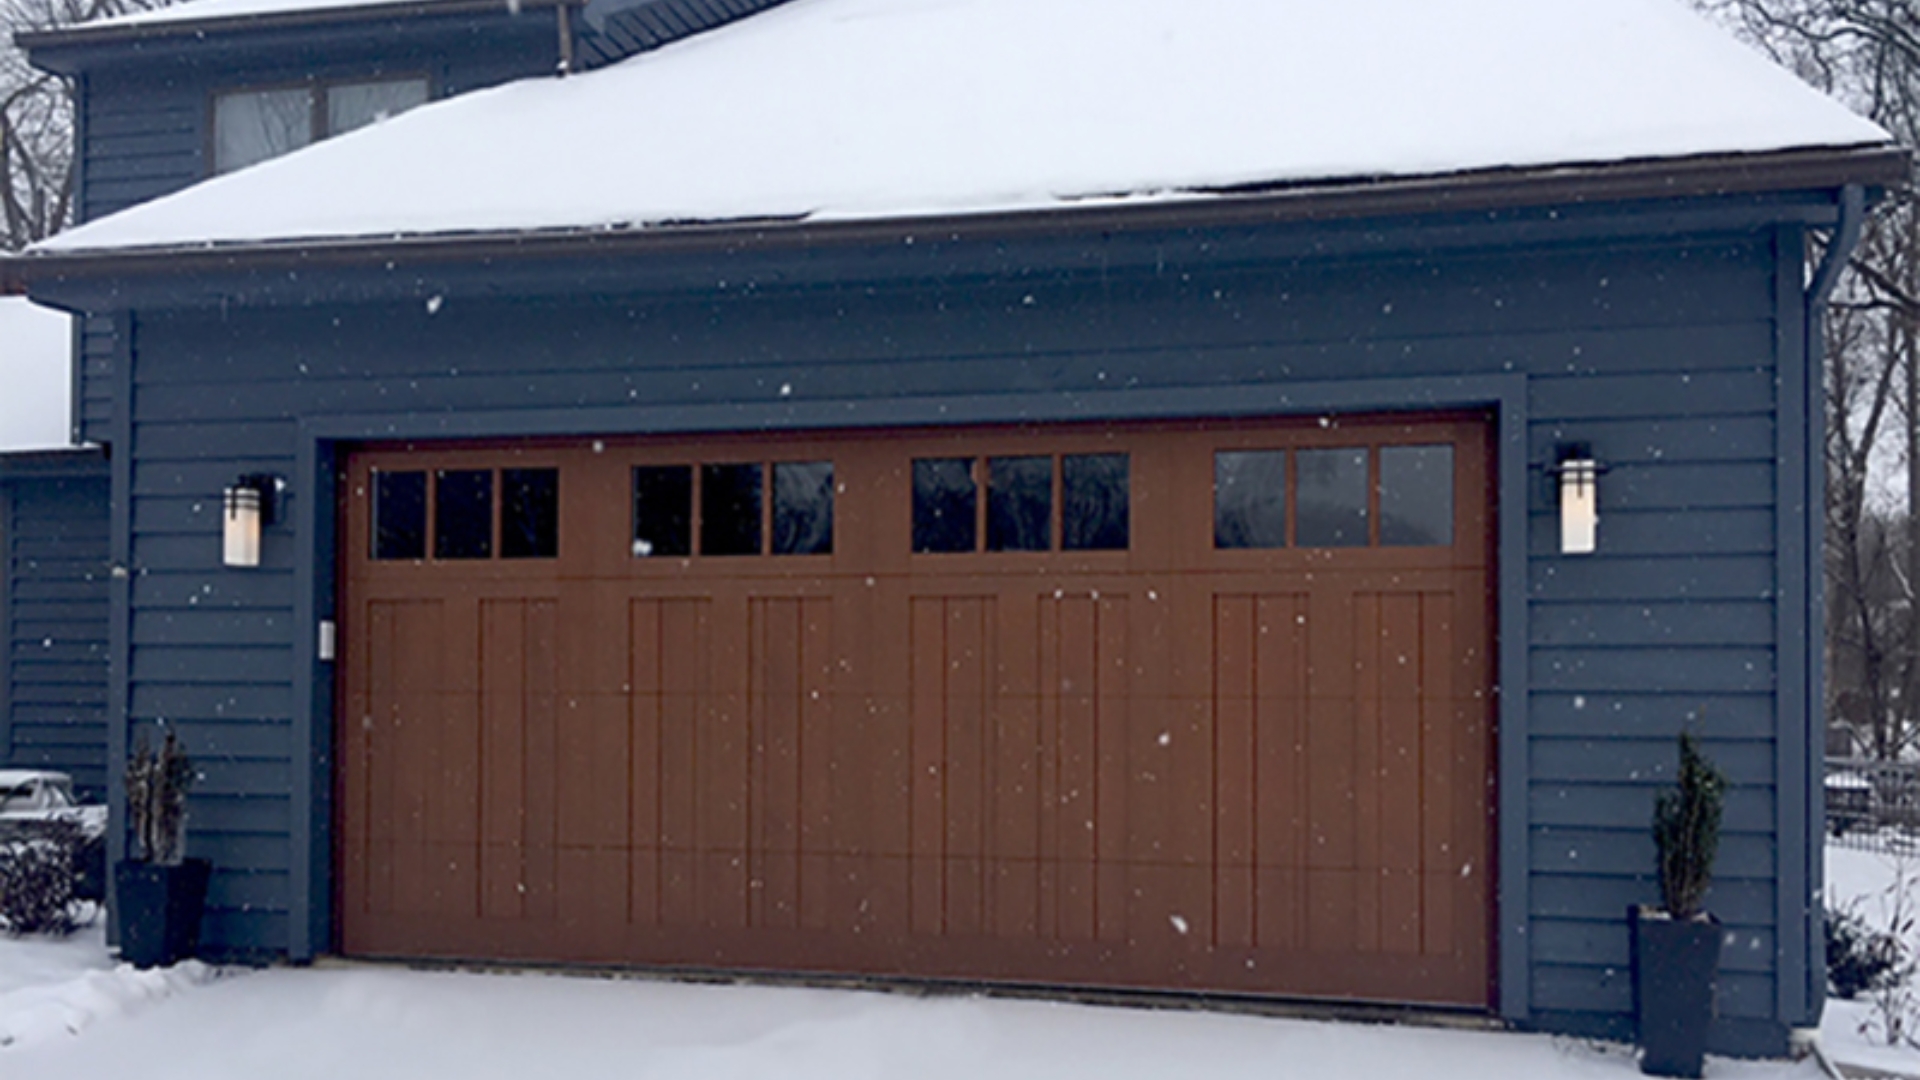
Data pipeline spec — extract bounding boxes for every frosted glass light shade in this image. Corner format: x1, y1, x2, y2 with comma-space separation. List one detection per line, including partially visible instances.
224, 484, 262, 568
1559, 459, 1598, 555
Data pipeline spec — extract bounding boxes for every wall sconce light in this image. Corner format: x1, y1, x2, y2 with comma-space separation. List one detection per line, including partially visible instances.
223, 474, 280, 568
1552, 444, 1603, 556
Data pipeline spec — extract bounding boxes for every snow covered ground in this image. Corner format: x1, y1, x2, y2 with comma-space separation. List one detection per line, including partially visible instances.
0, 923, 1834, 1080
8, 844, 1920, 1076
1824, 844, 1920, 1076
0, 296, 73, 452
0, 953, 1829, 1080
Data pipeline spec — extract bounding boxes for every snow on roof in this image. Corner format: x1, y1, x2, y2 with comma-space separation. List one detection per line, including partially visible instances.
0, 297, 73, 452
37, 0, 1894, 256
71, 0, 530, 33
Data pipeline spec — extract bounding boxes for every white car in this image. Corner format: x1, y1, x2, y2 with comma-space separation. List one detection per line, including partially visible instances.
0, 770, 108, 840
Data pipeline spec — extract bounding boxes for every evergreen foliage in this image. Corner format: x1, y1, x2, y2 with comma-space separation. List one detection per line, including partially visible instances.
1653, 732, 1727, 920
126, 728, 194, 865
0, 820, 84, 935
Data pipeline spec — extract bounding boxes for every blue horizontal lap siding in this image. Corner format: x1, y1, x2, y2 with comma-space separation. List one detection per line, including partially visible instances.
5, 476, 111, 799
72, 30, 564, 447
124, 226, 1787, 1038
78, 316, 116, 448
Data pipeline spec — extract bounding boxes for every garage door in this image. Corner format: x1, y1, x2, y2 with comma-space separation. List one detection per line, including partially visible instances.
337, 414, 1494, 1006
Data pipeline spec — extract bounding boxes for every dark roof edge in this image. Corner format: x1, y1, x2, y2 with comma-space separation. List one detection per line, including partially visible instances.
15, 143, 1912, 286
17, 0, 583, 51
0, 446, 109, 479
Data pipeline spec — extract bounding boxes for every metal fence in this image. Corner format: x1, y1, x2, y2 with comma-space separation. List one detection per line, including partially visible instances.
1826, 758, 1920, 853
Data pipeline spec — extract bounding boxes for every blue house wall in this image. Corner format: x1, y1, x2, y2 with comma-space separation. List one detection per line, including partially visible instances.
64, 192, 1831, 1054
38, 0, 796, 448
0, 449, 112, 799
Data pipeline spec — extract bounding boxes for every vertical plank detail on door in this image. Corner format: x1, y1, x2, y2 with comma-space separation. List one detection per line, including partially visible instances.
1254, 593, 1309, 954
340, 418, 1492, 1006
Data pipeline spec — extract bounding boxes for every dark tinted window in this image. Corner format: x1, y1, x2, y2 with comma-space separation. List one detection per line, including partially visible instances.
372, 470, 427, 561
701, 463, 763, 557
773, 461, 834, 556
1380, 445, 1454, 547
988, 456, 1052, 552
1295, 448, 1368, 548
913, 458, 977, 554
213, 87, 314, 174
501, 468, 559, 560
435, 470, 494, 560
1063, 454, 1129, 551
632, 466, 693, 558
1214, 451, 1287, 549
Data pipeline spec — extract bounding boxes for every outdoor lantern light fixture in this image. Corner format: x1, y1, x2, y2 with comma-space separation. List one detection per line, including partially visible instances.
1553, 444, 1602, 556
223, 474, 280, 568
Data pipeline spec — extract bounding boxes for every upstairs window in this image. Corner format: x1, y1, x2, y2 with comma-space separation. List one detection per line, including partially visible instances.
214, 76, 429, 175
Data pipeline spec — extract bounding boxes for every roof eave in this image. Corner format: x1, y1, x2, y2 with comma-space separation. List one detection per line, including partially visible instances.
17, 143, 1912, 288
17, 0, 583, 55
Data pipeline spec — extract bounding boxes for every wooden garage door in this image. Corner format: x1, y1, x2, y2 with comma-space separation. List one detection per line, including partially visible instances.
337, 415, 1494, 1006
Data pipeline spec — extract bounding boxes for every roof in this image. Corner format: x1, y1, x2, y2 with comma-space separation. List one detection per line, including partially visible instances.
0, 298, 74, 453
28, 0, 1902, 261
16, 0, 580, 48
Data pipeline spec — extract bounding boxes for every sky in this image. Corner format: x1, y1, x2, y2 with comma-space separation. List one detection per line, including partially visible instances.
0, 297, 73, 452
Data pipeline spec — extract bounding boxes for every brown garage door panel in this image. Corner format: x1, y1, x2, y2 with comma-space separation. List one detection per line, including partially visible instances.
338, 417, 1494, 1008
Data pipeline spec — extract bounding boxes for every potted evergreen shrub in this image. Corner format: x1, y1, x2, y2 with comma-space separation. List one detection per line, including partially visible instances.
1630, 732, 1728, 1078
113, 728, 209, 968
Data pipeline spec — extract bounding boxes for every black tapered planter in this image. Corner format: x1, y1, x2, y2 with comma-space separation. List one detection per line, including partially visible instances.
1630, 905, 1722, 1078
114, 858, 210, 969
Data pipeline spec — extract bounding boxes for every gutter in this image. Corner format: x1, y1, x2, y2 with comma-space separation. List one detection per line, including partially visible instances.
16, 0, 587, 54
13, 144, 1912, 287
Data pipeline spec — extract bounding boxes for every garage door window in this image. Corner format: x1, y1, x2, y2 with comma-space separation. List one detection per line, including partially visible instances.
370, 466, 559, 562
988, 456, 1052, 551
372, 470, 428, 560
1380, 446, 1454, 546
701, 464, 763, 557
1295, 448, 1368, 548
634, 461, 834, 558
1214, 451, 1287, 549
1214, 444, 1453, 549
917, 454, 1131, 554
502, 468, 560, 559
773, 462, 835, 556
1062, 454, 1129, 551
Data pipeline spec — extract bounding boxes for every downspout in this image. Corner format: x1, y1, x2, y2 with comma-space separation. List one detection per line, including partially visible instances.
556, 3, 575, 74
1802, 181, 1866, 1028
1809, 185, 1866, 314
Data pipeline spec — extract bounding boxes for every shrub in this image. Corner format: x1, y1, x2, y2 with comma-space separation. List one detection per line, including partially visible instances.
1654, 732, 1727, 919
0, 820, 86, 936
1830, 904, 1907, 999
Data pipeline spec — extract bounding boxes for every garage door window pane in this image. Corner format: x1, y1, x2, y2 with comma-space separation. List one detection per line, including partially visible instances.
773, 461, 834, 556
1296, 448, 1368, 548
214, 87, 314, 174
372, 470, 426, 560
988, 456, 1052, 552
914, 458, 976, 553
1380, 445, 1454, 547
435, 470, 493, 560
632, 466, 692, 558
1214, 450, 1287, 549
501, 468, 559, 560
702, 463, 763, 556
1063, 454, 1129, 551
